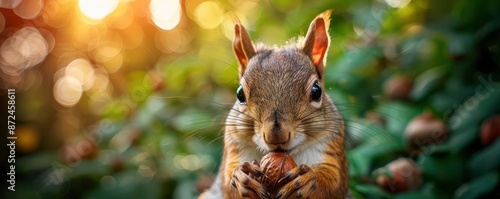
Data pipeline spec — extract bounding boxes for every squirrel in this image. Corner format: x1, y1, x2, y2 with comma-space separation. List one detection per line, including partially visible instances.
199, 10, 348, 199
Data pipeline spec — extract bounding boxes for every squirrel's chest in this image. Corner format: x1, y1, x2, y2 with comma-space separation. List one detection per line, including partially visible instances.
292, 143, 328, 165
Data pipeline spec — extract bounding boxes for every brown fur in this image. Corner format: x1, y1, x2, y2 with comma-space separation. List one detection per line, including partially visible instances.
199, 10, 348, 199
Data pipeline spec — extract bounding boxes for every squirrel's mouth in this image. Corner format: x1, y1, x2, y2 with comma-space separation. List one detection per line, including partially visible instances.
271, 146, 297, 154
254, 131, 303, 154
261, 131, 305, 155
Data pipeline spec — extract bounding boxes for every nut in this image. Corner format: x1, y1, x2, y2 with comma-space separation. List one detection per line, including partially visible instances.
404, 111, 448, 149
260, 152, 297, 193
383, 74, 413, 101
374, 158, 422, 193
480, 115, 500, 146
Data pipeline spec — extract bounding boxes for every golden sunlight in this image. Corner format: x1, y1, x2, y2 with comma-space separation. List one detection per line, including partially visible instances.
79, 0, 119, 20
150, 0, 182, 30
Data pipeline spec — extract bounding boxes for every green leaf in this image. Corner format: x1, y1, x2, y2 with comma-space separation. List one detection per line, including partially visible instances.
67, 160, 109, 179
418, 154, 465, 189
395, 191, 437, 199
173, 179, 197, 199
84, 172, 161, 199
327, 88, 359, 119
348, 134, 402, 177
345, 118, 388, 148
349, 188, 365, 199
468, 139, 500, 177
333, 47, 381, 71
355, 183, 392, 199
394, 183, 444, 199
430, 126, 477, 155
173, 107, 214, 133
133, 96, 167, 131
17, 152, 57, 173
449, 85, 500, 132
410, 67, 447, 101
376, 102, 423, 136
454, 172, 499, 199
448, 33, 474, 58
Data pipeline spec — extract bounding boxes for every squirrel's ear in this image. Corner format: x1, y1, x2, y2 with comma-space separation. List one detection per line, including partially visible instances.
233, 23, 256, 77
303, 10, 331, 79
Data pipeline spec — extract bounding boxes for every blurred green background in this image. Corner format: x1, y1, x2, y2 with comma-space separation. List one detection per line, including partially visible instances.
1, 0, 500, 198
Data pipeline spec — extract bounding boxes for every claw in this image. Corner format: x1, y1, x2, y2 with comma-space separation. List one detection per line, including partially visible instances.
254, 170, 265, 177
275, 191, 283, 199
274, 164, 317, 199
252, 159, 260, 167
241, 161, 265, 177
231, 161, 269, 199
277, 172, 292, 184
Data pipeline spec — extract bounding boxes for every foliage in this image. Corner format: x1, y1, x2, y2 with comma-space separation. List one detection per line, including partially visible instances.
5, 0, 500, 198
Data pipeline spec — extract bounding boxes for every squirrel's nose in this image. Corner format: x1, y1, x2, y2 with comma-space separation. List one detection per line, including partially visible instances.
262, 112, 291, 146
263, 131, 290, 146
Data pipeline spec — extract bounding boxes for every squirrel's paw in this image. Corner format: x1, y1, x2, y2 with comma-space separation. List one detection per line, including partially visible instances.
230, 161, 271, 199
275, 164, 318, 199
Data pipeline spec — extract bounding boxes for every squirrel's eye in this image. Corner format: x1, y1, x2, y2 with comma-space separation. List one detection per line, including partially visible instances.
311, 82, 322, 102
236, 85, 246, 104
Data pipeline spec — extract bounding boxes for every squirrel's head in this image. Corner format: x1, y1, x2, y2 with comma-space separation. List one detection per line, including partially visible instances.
230, 11, 342, 153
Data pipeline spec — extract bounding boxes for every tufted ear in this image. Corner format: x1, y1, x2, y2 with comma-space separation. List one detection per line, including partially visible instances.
233, 23, 256, 78
303, 10, 331, 79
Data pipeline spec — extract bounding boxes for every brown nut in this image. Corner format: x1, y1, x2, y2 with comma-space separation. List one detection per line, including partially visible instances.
383, 74, 413, 101
374, 158, 422, 193
260, 152, 297, 192
480, 115, 500, 146
404, 111, 448, 149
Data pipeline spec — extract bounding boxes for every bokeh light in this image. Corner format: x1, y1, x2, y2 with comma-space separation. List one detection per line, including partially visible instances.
87, 68, 113, 114
54, 75, 83, 107
0, 27, 49, 76
79, 0, 119, 20
385, 0, 411, 8
54, 58, 95, 107
39, 0, 73, 28
100, 176, 117, 189
221, 12, 247, 40
155, 28, 192, 53
65, 58, 95, 90
16, 126, 39, 153
0, 0, 21, 9
194, 1, 224, 30
150, 0, 181, 30
89, 70, 111, 95
13, 0, 43, 19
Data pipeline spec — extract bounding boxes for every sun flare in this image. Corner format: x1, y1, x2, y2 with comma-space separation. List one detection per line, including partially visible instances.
79, 0, 119, 20
150, 0, 182, 30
